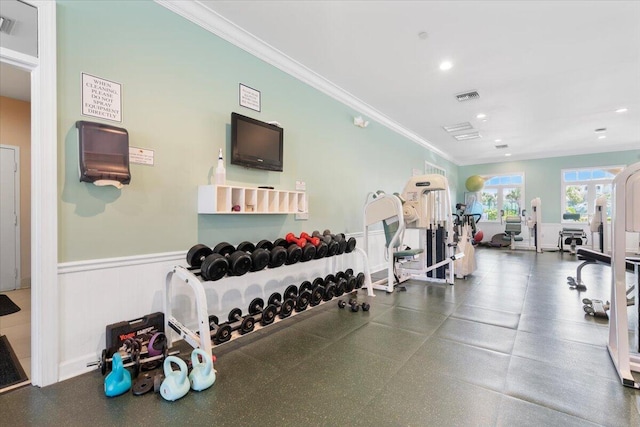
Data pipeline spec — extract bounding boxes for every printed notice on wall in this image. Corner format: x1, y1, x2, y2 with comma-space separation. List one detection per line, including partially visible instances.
82, 73, 122, 122
129, 147, 154, 166
239, 83, 261, 112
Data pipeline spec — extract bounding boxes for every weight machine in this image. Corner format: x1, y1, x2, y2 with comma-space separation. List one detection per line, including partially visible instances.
527, 197, 543, 253
558, 213, 587, 255
606, 161, 640, 389
590, 195, 607, 253
452, 203, 478, 278
363, 174, 463, 293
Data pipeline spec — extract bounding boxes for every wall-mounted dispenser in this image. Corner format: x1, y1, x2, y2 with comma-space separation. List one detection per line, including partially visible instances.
76, 120, 131, 189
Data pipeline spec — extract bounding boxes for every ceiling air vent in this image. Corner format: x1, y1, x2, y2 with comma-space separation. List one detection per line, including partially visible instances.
495, 144, 509, 149
455, 90, 480, 102
443, 122, 473, 133
453, 132, 482, 141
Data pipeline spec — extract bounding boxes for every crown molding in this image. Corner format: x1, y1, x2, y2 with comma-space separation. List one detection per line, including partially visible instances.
155, 0, 456, 164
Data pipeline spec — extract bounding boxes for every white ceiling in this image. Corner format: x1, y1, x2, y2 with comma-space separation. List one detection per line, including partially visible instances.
2, 1, 638, 165
197, 0, 640, 165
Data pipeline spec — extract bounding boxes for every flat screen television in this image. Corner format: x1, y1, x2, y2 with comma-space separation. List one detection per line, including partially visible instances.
230, 112, 284, 172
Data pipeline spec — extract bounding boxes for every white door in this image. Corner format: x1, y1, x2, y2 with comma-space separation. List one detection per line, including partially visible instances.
0, 145, 20, 291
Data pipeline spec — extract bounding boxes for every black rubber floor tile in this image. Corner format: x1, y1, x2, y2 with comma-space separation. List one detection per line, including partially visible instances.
0, 385, 60, 425
237, 326, 332, 371
512, 330, 619, 380
372, 305, 447, 335
451, 304, 521, 329
505, 355, 640, 426
232, 343, 400, 425
518, 314, 606, 346
461, 290, 526, 313
435, 317, 517, 354
408, 337, 511, 393
351, 370, 502, 426
521, 297, 605, 324
395, 292, 457, 315
496, 395, 601, 427
288, 307, 370, 341
337, 322, 428, 362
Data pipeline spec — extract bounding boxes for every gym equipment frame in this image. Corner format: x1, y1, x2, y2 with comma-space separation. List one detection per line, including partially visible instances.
363, 175, 463, 293
606, 161, 640, 389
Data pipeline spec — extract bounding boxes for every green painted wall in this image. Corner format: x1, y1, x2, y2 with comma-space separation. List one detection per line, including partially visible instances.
56, 0, 455, 262
459, 150, 640, 223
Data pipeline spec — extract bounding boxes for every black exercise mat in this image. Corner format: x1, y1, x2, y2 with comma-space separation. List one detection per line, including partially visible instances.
0, 294, 21, 316
0, 335, 28, 391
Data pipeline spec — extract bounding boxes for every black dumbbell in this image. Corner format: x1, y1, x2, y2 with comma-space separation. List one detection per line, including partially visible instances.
355, 272, 365, 289
311, 231, 339, 256
319, 276, 337, 301
310, 275, 340, 300
323, 230, 357, 254
299, 232, 329, 259
268, 292, 295, 319
274, 238, 303, 265
213, 242, 252, 276
208, 315, 233, 344
319, 230, 346, 252
338, 298, 360, 312
255, 240, 288, 269
299, 279, 326, 306
227, 308, 255, 334
285, 233, 317, 262
360, 302, 371, 311
186, 244, 228, 281
248, 298, 278, 326
336, 269, 354, 281
283, 284, 312, 312
236, 241, 270, 272
334, 277, 347, 297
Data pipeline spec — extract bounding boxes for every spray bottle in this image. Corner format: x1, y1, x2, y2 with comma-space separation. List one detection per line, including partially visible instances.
215, 148, 226, 185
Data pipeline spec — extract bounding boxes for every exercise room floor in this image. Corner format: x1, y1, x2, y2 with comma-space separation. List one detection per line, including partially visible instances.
1, 249, 639, 426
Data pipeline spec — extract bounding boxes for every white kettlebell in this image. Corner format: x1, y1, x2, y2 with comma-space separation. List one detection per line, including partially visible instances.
160, 356, 190, 401
189, 348, 216, 391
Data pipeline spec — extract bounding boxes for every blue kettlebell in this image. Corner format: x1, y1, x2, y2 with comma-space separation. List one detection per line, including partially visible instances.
160, 356, 190, 401
189, 348, 216, 392
104, 352, 131, 397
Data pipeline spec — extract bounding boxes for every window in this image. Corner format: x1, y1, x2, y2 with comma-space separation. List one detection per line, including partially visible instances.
562, 166, 621, 222
479, 173, 524, 221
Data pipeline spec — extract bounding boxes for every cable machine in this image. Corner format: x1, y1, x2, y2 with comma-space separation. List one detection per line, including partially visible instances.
363, 175, 463, 293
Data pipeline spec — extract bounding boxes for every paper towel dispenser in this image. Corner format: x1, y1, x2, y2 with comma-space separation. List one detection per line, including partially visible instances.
76, 120, 131, 189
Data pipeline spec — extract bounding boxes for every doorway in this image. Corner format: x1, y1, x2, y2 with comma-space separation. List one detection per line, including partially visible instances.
0, 0, 57, 387
0, 64, 32, 382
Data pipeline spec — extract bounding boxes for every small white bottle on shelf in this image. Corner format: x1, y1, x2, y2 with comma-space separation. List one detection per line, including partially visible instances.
215, 148, 226, 185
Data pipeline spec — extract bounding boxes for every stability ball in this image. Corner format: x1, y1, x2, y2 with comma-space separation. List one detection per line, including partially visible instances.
465, 175, 485, 192
474, 230, 484, 243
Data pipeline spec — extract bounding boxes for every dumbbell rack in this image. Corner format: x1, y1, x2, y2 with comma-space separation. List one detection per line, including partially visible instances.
164, 248, 374, 357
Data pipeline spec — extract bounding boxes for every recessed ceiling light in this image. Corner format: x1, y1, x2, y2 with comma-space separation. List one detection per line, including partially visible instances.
418, 31, 428, 40
453, 132, 482, 141
481, 119, 487, 123
598, 135, 607, 139
476, 113, 486, 119
494, 139, 502, 143
505, 153, 512, 157
443, 122, 473, 133
439, 61, 453, 71
615, 107, 628, 113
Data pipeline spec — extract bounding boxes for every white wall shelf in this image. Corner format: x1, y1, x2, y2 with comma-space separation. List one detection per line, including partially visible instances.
198, 185, 308, 214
